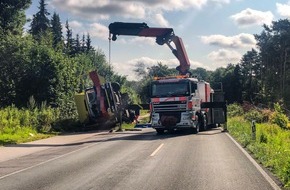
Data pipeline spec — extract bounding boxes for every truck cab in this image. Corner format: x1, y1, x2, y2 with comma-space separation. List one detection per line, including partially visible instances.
150, 76, 201, 134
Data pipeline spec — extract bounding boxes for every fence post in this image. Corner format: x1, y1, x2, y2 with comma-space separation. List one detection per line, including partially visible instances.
251, 120, 256, 140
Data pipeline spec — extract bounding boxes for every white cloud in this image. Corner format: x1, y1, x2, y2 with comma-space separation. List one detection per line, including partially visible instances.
210, 0, 230, 5
276, 2, 290, 17
208, 49, 241, 65
129, 37, 156, 46
112, 57, 158, 81
153, 13, 170, 27
88, 23, 109, 40
137, 0, 208, 10
230, 8, 274, 27
200, 33, 256, 48
51, 0, 145, 20
50, 0, 215, 22
69, 20, 83, 28
212, 0, 230, 3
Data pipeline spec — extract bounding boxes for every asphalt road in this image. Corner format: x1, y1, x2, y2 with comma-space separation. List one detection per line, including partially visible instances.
0, 128, 281, 190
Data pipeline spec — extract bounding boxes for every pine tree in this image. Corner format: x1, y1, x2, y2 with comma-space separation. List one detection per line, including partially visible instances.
75, 34, 80, 54
0, 0, 31, 35
50, 12, 62, 48
29, 0, 50, 39
65, 20, 73, 54
86, 33, 92, 52
81, 34, 86, 52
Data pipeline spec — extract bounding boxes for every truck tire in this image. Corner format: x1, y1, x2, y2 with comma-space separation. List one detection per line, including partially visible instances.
156, 129, 164, 135
192, 123, 199, 134
200, 114, 208, 131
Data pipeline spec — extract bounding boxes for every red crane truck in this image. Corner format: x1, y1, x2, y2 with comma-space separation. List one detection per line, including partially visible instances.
109, 22, 226, 134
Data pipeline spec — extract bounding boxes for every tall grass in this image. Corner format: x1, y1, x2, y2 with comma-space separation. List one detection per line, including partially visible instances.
228, 103, 290, 188
0, 105, 59, 145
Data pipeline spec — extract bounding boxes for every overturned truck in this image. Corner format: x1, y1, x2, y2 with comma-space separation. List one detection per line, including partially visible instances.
74, 71, 137, 130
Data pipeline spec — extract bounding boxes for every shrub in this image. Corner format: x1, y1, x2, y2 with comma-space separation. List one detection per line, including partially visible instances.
260, 109, 272, 122
242, 101, 255, 112
244, 109, 264, 123
227, 103, 244, 117
270, 103, 289, 129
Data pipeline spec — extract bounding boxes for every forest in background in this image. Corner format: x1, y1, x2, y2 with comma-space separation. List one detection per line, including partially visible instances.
1, 0, 290, 127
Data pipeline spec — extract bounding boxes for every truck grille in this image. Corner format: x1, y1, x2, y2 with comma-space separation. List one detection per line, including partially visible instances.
152, 101, 187, 112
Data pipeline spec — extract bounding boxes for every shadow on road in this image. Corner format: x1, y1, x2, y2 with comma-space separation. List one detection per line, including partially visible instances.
197, 128, 223, 136
4, 128, 223, 148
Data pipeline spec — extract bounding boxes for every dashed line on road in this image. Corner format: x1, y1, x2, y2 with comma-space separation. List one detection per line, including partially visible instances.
225, 133, 281, 190
150, 143, 164, 157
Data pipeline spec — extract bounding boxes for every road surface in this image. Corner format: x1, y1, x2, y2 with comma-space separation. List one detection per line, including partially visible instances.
0, 128, 281, 190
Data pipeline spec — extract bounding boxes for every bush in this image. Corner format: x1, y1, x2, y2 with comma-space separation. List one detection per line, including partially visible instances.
244, 109, 263, 123
242, 101, 255, 112
0, 105, 60, 133
227, 103, 244, 117
270, 103, 289, 129
260, 109, 272, 122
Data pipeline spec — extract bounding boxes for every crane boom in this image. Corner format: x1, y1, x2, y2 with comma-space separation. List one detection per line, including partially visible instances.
109, 22, 191, 75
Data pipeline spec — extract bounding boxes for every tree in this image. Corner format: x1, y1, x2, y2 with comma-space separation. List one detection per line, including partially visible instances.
0, 34, 33, 106
0, 0, 31, 35
81, 34, 86, 52
190, 67, 210, 81
255, 19, 290, 108
74, 34, 81, 54
209, 64, 242, 104
239, 49, 261, 103
50, 12, 62, 49
86, 33, 93, 52
134, 62, 147, 78
29, 0, 50, 39
65, 20, 73, 54
148, 62, 176, 77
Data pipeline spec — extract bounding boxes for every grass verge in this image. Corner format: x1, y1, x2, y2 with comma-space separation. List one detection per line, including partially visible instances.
0, 127, 54, 146
228, 116, 290, 188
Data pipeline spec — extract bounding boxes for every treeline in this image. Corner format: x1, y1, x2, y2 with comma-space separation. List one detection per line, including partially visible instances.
211, 20, 290, 111
0, 0, 131, 121
1, 0, 289, 120
209, 20, 290, 111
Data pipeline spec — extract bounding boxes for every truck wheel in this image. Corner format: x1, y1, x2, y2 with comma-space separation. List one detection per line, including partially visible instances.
192, 123, 199, 134
156, 129, 164, 135
200, 114, 207, 131
203, 116, 208, 131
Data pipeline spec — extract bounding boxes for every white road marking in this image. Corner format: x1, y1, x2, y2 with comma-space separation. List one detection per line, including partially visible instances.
150, 143, 164, 157
0, 144, 95, 180
0, 133, 126, 180
225, 133, 281, 190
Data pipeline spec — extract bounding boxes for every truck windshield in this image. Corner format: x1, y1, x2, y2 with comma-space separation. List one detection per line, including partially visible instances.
151, 81, 190, 97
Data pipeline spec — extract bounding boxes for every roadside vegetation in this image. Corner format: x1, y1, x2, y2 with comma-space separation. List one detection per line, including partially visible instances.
227, 103, 290, 188
0, 104, 58, 145
120, 110, 151, 130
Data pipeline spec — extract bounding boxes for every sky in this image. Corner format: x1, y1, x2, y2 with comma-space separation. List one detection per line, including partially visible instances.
25, 0, 290, 80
